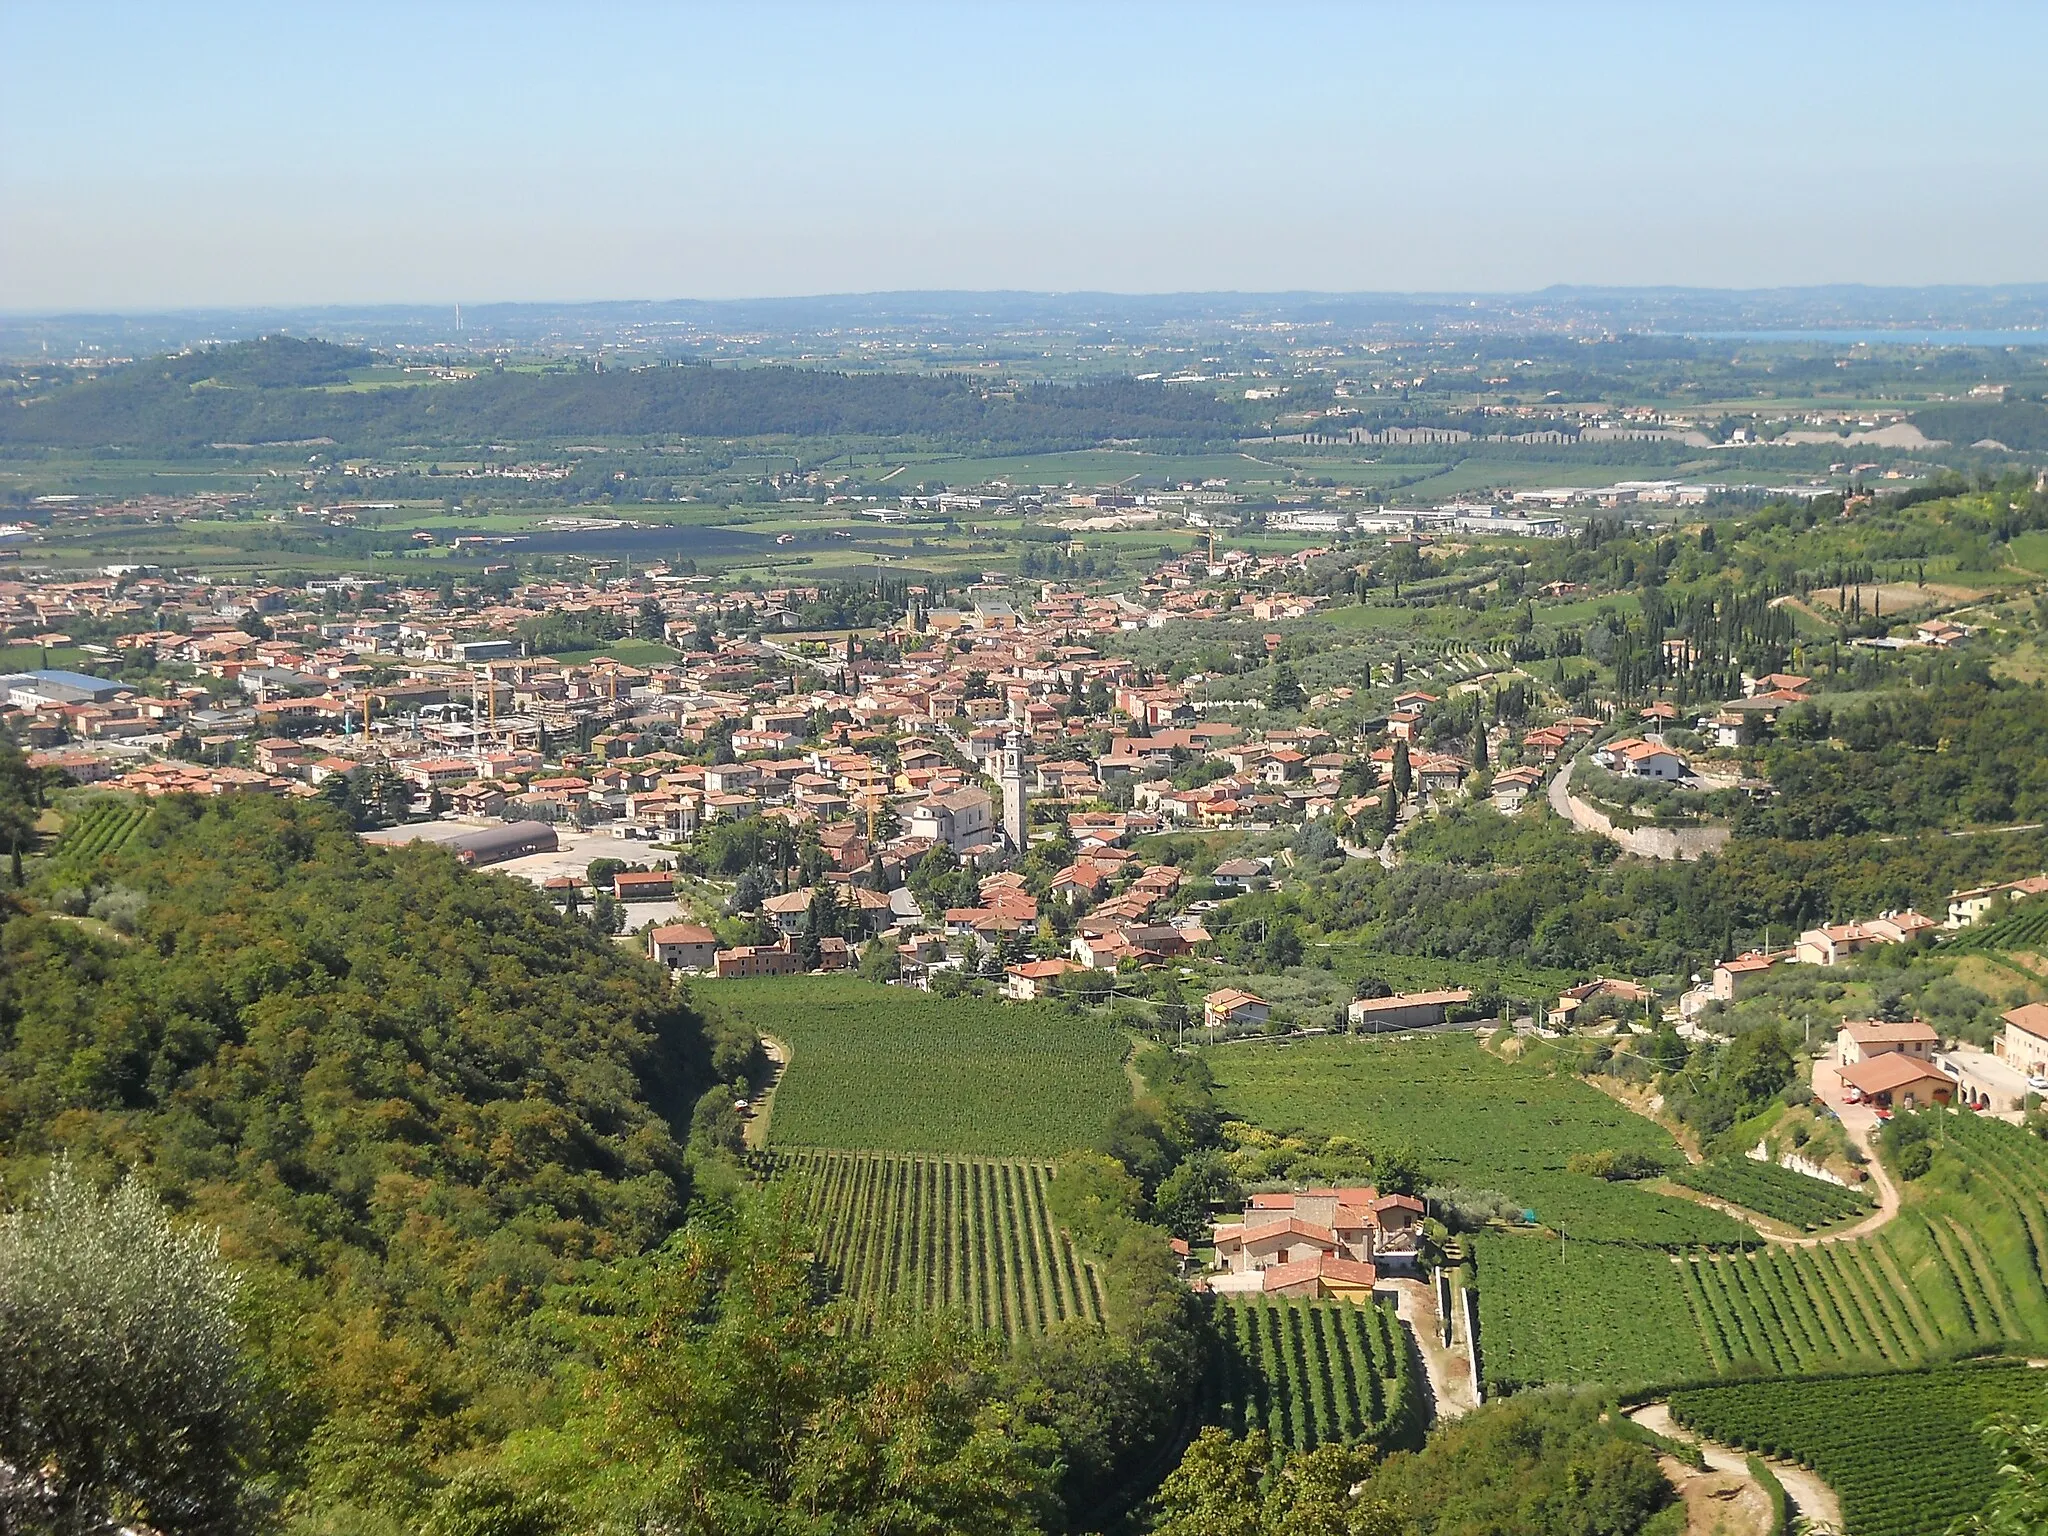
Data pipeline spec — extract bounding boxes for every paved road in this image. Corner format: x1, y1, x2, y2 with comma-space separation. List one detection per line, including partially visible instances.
1548, 754, 1579, 822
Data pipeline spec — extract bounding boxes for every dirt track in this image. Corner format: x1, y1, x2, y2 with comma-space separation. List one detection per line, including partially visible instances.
1631, 1402, 1842, 1534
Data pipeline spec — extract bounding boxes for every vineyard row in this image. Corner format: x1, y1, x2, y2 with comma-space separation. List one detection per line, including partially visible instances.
774, 1149, 1104, 1337
1200, 1296, 1424, 1454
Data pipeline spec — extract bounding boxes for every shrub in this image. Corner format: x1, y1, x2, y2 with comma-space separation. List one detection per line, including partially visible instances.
0, 1163, 255, 1534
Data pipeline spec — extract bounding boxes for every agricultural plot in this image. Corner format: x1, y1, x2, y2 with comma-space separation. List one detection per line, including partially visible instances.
1474, 1232, 1714, 1392
1671, 1158, 1873, 1230
1206, 1034, 1753, 1247
1483, 1113, 2048, 1392
698, 977, 1131, 1156
55, 798, 147, 867
1683, 1118, 2048, 1375
774, 1149, 1103, 1337
1671, 1361, 2048, 1536
1946, 897, 2048, 955
1201, 1296, 1424, 1454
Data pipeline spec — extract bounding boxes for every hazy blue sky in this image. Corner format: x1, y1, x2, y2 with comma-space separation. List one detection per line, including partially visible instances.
4, 1, 2044, 310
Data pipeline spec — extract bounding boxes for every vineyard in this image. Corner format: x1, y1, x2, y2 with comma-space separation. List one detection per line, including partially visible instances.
1670, 1361, 2048, 1536
1479, 1112, 2048, 1391
773, 1149, 1104, 1336
55, 797, 147, 867
1475, 1232, 1715, 1392
1681, 1116, 2048, 1375
1671, 1157, 1873, 1230
1207, 1034, 1754, 1247
1944, 898, 2048, 954
699, 976, 1131, 1156
1200, 1296, 1424, 1454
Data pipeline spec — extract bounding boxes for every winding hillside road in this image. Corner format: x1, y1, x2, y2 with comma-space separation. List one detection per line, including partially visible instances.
1630, 1402, 1842, 1535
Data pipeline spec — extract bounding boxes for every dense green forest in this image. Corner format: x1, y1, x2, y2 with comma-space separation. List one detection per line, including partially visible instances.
0, 337, 1249, 454
0, 796, 750, 1523
1224, 787, 2048, 979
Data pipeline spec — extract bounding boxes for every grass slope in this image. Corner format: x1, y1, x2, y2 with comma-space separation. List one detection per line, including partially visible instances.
696, 976, 1131, 1156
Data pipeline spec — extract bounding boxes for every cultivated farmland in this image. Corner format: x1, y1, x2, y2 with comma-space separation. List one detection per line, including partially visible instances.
1481, 1112, 2048, 1390
1671, 1361, 2048, 1536
1942, 899, 2048, 954
697, 976, 1131, 1156
1671, 1158, 1874, 1230
774, 1148, 1104, 1337
55, 797, 147, 866
1201, 1296, 1424, 1454
1206, 1033, 1754, 1246
1475, 1233, 1715, 1392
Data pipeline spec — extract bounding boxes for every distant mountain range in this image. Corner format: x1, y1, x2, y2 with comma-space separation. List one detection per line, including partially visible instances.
5, 285, 2045, 359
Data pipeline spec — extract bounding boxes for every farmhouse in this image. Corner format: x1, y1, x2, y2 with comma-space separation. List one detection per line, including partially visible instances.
612, 870, 674, 901
1209, 1187, 1422, 1292
1835, 1018, 1938, 1067
1839, 1051, 1953, 1111
1347, 989, 1470, 1032
1204, 988, 1270, 1030
1945, 874, 2048, 930
714, 940, 802, 978
1254, 1253, 1381, 1301
1592, 737, 1688, 780
1712, 949, 1789, 1002
1794, 910, 1936, 966
648, 923, 719, 971
1489, 764, 1543, 814
1996, 1002, 2048, 1080
1548, 977, 1651, 1028
1210, 857, 1269, 892
1004, 957, 1082, 1001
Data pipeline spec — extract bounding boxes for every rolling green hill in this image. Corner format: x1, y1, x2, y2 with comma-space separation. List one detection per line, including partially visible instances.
0, 336, 1249, 454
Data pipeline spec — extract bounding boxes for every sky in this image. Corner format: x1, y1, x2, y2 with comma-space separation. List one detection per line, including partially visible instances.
3, 0, 2045, 311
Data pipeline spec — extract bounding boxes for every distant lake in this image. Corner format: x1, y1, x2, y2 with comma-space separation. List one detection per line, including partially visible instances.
1659, 329, 2048, 347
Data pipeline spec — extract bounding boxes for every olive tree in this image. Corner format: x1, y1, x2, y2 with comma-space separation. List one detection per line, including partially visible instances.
0, 1164, 254, 1534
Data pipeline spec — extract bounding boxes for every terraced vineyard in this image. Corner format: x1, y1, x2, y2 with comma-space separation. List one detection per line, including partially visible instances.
1944, 898, 2048, 953
774, 1149, 1104, 1336
1672, 1361, 2048, 1536
1671, 1158, 1873, 1230
56, 797, 148, 865
1483, 1113, 2048, 1390
1682, 1119, 2048, 1373
1201, 1296, 1424, 1453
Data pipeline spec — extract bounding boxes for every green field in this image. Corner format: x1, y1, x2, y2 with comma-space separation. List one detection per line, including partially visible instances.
0, 644, 97, 672
1200, 1296, 1424, 1454
1476, 1233, 1715, 1392
773, 1149, 1104, 1336
1670, 1158, 1874, 1231
697, 976, 1131, 1156
1204, 1034, 1754, 1246
1671, 1362, 2048, 1536
541, 639, 680, 666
